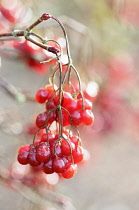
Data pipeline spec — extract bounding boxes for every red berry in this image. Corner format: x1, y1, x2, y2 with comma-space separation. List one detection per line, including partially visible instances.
61, 139, 73, 156
77, 98, 92, 110
62, 164, 77, 179
46, 99, 56, 110
62, 92, 73, 106
44, 84, 56, 100
42, 159, 54, 174
80, 110, 94, 126
72, 146, 84, 164
18, 151, 29, 165
62, 156, 72, 170
45, 111, 56, 124
70, 136, 82, 147
53, 157, 65, 173
18, 144, 30, 154
71, 111, 81, 126
50, 143, 62, 157
34, 139, 41, 147
36, 113, 46, 128
35, 88, 49, 103
65, 99, 77, 112
41, 133, 54, 143
36, 143, 51, 162
28, 149, 41, 167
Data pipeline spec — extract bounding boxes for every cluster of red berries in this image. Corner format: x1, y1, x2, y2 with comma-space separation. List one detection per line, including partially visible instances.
35, 84, 94, 127
17, 130, 84, 179
17, 83, 94, 179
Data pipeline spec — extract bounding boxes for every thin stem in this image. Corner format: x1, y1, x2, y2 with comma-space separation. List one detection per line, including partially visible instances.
56, 53, 63, 136
26, 18, 43, 31
51, 16, 72, 64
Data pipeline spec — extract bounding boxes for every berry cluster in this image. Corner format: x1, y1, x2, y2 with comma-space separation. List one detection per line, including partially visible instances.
16, 13, 94, 179
17, 83, 94, 179
36, 84, 94, 127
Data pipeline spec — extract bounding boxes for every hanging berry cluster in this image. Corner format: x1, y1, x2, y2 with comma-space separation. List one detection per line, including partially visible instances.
17, 13, 94, 179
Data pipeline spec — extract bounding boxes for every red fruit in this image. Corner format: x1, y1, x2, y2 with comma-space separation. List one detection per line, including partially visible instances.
64, 99, 77, 112
41, 133, 54, 143
36, 143, 51, 162
28, 149, 41, 167
53, 157, 65, 173
45, 111, 56, 124
50, 143, 62, 157
45, 84, 56, 100
46, 99, 56, 110
70, 136, 82, 147
42, 159, 54, 174
62, 164, 77, 179
80, 110, 94, 126
62, 156, 72, 170
35, 88, 49, 103
61, 139, 73, 156
18, 144, 30, 154
62, 92, 73, 106
18, 151, 29, 165
77, 98, 92, 110
72, 146, 84, 164
71, 111, 81, 126
36, 113, 46, 128
34, 139, 41, 146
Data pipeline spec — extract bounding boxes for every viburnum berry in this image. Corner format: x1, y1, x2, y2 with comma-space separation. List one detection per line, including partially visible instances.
62, 164, 77, 179
77, 98, 92, 110
46, 99, 56, 110
71, 111, 81, 126
70, 136, 82, 147
35, 88, 49, 103
72, 146, 84, 164
50, 143, 62, 157
28, 147, 41, 167
36, 113, 46, 128
53, 157, 65, 173
80, 109, 94, 126
61, 138, 73, 156
18, 144, 30, 154
42, 159, 54, 174
18, 151, 29, 165
65, 99, 77, 113
36, 142, 51, 162
40, 133, 54, 143
44, 84, 56, 100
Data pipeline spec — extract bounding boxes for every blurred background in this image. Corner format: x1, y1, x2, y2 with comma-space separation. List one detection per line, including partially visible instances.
0, 0, 139, 209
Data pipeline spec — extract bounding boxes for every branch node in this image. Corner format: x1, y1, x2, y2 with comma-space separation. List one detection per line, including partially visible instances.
24, 30, 30, 39
12, 30, 21, 37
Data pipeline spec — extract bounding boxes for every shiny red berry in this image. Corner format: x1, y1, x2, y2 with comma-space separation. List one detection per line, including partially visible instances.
36, 113, 46, 128
53, 157, 65, 173
28, 149, 41, 167
71, 111, 81, 126
35, 88, 49, 103
62, 164, 77, 179
42, 159, 54, 174
36, 143, 51, 162
80, 110, 94, 126
18, 144, 30, 154
18, 151, 29, 165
